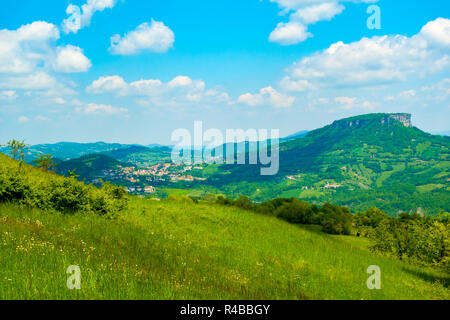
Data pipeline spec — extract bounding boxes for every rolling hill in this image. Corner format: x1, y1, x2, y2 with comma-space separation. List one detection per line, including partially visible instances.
102, 145, 172, 166
0, 141, 134, 163
0, 143, 448, 300
54, 154, 133, 181
201, 113, 450, 215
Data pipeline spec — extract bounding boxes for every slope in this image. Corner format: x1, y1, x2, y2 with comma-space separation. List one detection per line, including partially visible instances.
0, 198, 448, 299
202, 113, 450, 215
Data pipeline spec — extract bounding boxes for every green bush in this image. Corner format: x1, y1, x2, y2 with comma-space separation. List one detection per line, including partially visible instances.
274, 199, 314, 224
318, 203, 353, 235
0, 154, 127, 215
371, 214, 449, 271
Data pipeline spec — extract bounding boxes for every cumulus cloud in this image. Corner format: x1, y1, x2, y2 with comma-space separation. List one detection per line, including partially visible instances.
268, 0, 378, 45
86, 75, 229, 107
0, 72, 57, 90
86, 75, 128, 94
18, 116, 29, 123
109, 20, 175, 55
291, 2, 345, 25
62, 0, 118, 34
0, 21, 91, 74
269, 21, 312, 45
76, 103, 128, 116
420, 18, 450, 47
238, 86, 295, 108
283, 18, 450, 88
168, 76, 194, 88
399, 90, 417, 98
0, 21, 59, 73
334, 96, 374, 110
420, 78, 450, 103
279, 76, 316, 91
53, 45, 92, 73
335, 96, 356, 105
0, 90, 17, 100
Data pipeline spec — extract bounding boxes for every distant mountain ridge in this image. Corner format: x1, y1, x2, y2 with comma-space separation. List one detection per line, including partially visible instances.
55, 154, 132, 180
202, 113, 450, 215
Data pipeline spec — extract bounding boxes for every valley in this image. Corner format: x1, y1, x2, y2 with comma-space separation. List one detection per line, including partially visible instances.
6, 113, 445, 216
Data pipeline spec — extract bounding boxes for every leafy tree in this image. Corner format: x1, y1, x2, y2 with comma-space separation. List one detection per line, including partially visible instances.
355, 208, 390, 228
319, 203, 353, 235
33, 154, 56, 171
67, 169, 80, 179
6, 139, 28, 161
275, 199, 314, 224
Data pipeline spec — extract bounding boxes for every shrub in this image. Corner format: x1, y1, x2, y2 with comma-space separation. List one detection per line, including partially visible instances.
274, 199, 314, 224
371, 214, 449, 270
0, 155, 128, 215
319, 203, 353, 235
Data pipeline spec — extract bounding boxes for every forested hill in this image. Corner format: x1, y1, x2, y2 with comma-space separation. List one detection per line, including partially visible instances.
204, 113, 450, 215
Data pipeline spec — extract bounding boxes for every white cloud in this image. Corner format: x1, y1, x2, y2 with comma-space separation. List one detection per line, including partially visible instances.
279, 76, 316, 91
270, 0, 377, 12
18, 116, 29, 123
419, 18, 450, 47
334, 96, 356, 109
0, 21, 91, 74
53, 45, 92, 73
284, 18, 450, 88
35, 115, 51, 121
0, 72, 57, 90
420, 78, 450, 103
0, 90, 17, 100
109, 20, 175, 55
52, 97, 67, 105
76, 103, 128, 116
62, 0, 118, 34
268, 0, 378, 45
86, 75, 229, 107
399, 90, 416, 98
168, 76, 193, 88
129, 79, 164, 95
292, 2, 345, 25
333, 96, 374, 110
86, 75, 128, 94
238, 86, 295, 108
269, 22, 312, 45
0, 21, 59, 73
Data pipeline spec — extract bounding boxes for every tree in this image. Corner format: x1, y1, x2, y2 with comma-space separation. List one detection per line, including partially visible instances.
355, 208, 390, 228
67, 169, 80, 179
6, 139, 28, 161
33, 154, 56, 171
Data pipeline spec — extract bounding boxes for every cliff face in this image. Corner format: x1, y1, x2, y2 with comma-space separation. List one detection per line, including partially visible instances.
332, 113, 412, 129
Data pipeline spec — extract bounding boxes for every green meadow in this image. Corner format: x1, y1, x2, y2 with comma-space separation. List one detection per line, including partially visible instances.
1, 198, 448, 300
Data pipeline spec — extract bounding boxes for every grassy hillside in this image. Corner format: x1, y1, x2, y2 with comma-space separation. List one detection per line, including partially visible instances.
1, 198, 448, 300
0, 153, 448, 299
202, 114, 450, 215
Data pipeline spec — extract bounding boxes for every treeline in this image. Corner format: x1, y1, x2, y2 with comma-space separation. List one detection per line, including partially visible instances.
217, 196, 352, 235
216, 196, 449, 271
0, 146, 127, 216
357, 209, 449, 271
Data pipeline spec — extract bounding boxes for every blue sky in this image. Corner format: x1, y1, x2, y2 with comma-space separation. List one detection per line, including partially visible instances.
0, 0, 449, 144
